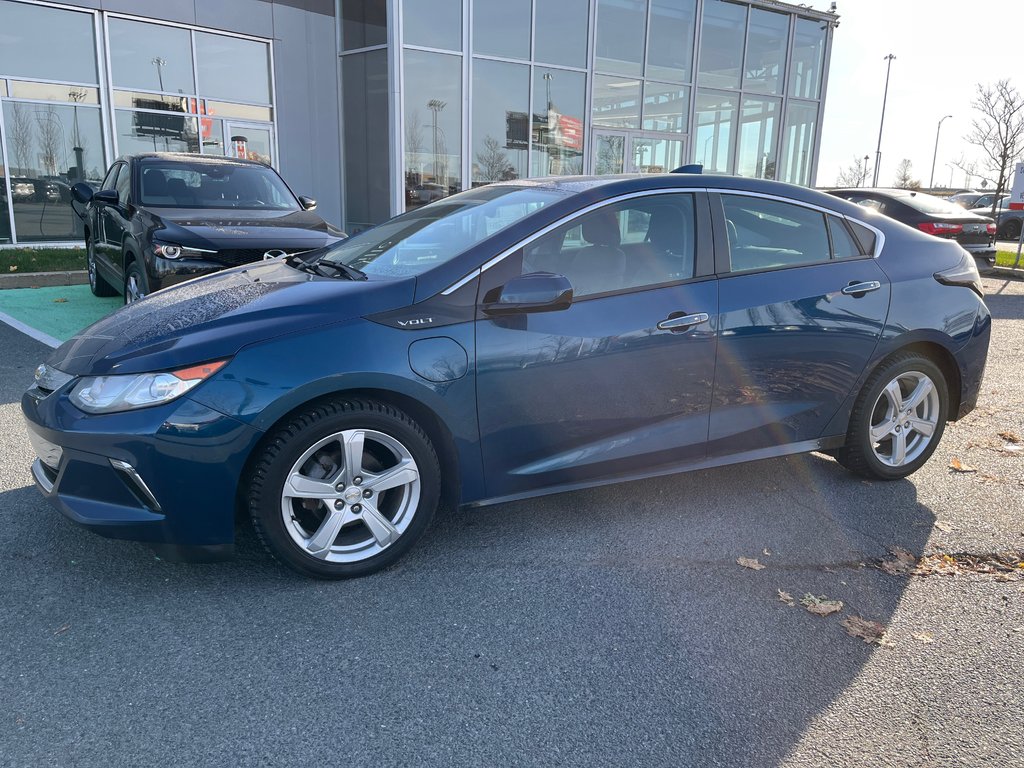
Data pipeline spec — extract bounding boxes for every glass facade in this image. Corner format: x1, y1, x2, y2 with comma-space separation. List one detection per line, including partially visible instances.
0, 0, 278, 245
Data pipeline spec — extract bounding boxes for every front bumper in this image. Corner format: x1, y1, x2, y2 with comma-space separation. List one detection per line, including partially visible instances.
22, 384, 264, 560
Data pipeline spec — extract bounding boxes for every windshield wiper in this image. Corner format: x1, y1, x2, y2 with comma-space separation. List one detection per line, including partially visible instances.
313, 258, 368, 281
286, 253, 367, 281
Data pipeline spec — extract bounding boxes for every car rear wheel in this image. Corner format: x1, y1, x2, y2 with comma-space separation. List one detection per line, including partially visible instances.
248, 398, 440, 579
1003, 219, 1021, 241
836, 352, 948, 480
124, 261, 148, 304
86, 238, 117, 297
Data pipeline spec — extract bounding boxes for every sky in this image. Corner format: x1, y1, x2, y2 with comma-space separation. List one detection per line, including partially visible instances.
809, 0, 1024, 190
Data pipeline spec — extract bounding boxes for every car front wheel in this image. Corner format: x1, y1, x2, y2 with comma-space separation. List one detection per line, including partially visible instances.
836, 352, 948, 480
124, 261, 149, 304
248, 398, 440, 579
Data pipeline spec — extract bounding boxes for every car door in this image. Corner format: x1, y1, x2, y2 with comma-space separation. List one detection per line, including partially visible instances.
707, 191, 890, 456
96, 162, 128, 277
475, 190, 719, 499
91, 163, 119, 268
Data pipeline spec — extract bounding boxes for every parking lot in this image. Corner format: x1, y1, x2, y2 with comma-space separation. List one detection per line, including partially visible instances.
0, 275, 1021, 767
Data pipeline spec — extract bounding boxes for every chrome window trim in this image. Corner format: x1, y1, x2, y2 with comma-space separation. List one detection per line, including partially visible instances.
439, 184, 886, 294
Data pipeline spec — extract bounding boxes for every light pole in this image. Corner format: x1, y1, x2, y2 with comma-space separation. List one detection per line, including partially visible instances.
946, 163, 955, 189
872, 53, 896, 187
861, 154, 870, 187
427, 99, 446, 186
928, 115, 952, 189
151, 57, 167, 92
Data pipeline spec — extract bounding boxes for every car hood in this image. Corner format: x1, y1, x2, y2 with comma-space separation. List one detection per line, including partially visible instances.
150, 208, 344, 249
45, 260, 416, 376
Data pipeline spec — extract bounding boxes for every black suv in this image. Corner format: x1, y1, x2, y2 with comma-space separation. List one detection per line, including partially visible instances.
72, 153, 345, 303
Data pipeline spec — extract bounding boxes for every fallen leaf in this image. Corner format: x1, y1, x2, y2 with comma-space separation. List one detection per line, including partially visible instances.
52, 298, 68, 304
53, 624, 70, 636
934, 520, 953, 533
912, 632, 935, 644
998, 430, 1022, 444
880, 547, 917, 576
737, 557, 765, 570
842, 615, 888, 644
800, 593, 843, 617
8, 265, 17, 272
762, 548, 772, 556
777, 589, 795, 606
950, 456, 977, 473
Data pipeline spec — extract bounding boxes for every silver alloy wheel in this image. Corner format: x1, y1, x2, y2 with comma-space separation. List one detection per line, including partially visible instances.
87, 246, 96, 290
280, 428, 421, 563
869, 370, 940, 467
126, 274, 145, 302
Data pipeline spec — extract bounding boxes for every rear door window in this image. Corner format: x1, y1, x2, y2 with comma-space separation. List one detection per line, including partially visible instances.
722, 195, 831, 273
827, 215, 865, 259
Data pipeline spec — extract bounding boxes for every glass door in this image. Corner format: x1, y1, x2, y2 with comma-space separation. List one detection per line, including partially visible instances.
223, 122, 274, 166
592, 130, 686, 175
592, 130, 628, 175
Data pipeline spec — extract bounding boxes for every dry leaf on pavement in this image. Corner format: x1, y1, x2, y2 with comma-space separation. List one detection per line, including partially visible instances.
52, 298, 68, 304
880, 547, 917, 576
737, 557, 765, 570
934, 520, 953, 533
777, 589, 795, 606
842, 615, 889, 645
949, 456, 977, 473
800, 593, 843, 616
912, 632, 935, 644
998, 430, 1021, 444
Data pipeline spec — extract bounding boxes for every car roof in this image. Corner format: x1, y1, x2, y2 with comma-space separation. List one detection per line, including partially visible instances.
117, 152, 268, 169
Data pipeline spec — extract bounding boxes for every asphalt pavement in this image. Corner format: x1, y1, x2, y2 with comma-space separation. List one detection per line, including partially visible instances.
1, 277, 1022, 767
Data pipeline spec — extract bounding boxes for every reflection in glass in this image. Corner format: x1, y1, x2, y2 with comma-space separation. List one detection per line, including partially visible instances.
633, 137, 684, 174
790, 18, 827, 100
113, 91, 196, 112
471, 59, 529, 186
743, 9, 789, 95
737, 97, 780, 179
343, 49, 390, 230
0, 80, 7, 98
403, 0, 462, 51
531, 68, 586, 177
595, 0, 645, 76
109, 19, 195, 94
403, 50, 462, 209
116, 109, 199, 155
340, 0, 387, 50
201, 117, 226, 155
0, 2, 98, 84
227, 126, 273, 165
534, 0, 589, 68
694, 89, 738, 173
697, 0, 746, 90
474, 0, 531, 60
592, 76, 641, 130
0, 118, 10, 243
643, 82, 689, 133
3, 101, 104, 242
9, 82, 99, 104
780, 100, 817, 186
647, 0, 696, 83
593, 133, 625, 175
204, 101, 273, 122
195, 33, 271, 104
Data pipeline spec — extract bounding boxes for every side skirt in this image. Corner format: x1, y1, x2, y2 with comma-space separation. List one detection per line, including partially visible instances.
462, 435, 848, 510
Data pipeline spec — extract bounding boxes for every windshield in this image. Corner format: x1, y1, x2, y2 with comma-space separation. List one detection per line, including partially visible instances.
319, 185, 565, 278
893, 191, 974, 216
138, 161, 299, 210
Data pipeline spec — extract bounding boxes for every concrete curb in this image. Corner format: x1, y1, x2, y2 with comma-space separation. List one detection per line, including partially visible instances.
0, 270, 88, 289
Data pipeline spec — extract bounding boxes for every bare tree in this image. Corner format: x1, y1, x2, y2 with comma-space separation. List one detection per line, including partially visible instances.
405, 108, 425, 156
836, 156, 871, 187
8, 102, 34, 173
961, 80, 1024, 218
35, 107, 63, 176
475, 135, 516, 182
893, 158, 920, 189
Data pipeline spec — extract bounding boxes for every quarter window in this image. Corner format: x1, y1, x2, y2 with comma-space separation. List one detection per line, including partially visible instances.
114, 163, 131, 204
827, 214, 864, 259
722, 195, 830, 272
521, 194, 697, 297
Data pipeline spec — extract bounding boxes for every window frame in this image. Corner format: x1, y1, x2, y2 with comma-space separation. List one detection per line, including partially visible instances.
710, 189, 881, 277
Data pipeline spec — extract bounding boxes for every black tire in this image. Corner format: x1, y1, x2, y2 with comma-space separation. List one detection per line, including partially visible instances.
86, 237, 117, 297
248, 398, 441, 579
836, 352, 949, 480
1003, 219, 1021, 241
124, 259, 149, 304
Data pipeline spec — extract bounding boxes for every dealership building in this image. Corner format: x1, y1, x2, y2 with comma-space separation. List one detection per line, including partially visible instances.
0, 0, 837, 245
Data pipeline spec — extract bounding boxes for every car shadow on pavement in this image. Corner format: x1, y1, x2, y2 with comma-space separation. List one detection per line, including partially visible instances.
980, 283, 1024, 320
0, 450, 935, 766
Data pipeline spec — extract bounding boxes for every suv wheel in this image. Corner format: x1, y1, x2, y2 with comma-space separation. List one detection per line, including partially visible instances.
124, 261, 149, 304
87, 238, 117, 297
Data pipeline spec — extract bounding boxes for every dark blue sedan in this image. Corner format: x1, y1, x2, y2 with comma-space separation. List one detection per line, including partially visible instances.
23, 174, 991, 578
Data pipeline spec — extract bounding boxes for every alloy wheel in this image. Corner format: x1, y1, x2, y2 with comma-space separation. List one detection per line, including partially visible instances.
868, 371, 940, 467
126, 274, 145, 303
87, 247, 96, 290
280, 429, 421, 563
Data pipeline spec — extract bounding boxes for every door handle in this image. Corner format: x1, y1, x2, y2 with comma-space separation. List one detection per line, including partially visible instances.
841, 280, 882, 296
657, 312, 710, 331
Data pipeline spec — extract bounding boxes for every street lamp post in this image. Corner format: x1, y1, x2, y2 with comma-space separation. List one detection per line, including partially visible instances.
427, 99, 446, 186
929, 115, 952, 189
872, 53, 896, 187
861, 154, 870, 187
152, 57, 167, 92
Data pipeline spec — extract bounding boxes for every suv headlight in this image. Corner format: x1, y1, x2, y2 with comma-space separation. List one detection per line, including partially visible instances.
153, 242, 218, 260
69, 360, 227, 414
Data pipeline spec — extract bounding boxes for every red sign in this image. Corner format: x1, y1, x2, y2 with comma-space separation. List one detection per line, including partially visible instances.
557, 115, 583, 151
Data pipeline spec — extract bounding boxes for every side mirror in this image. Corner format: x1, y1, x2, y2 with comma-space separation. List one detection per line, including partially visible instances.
92, 189, 119, 206
484, 272, 573, 316
71, 183, 94, 204
299, 195, 317, 211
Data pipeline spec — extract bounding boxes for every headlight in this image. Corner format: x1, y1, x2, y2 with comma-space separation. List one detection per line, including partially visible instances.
153, 242, 218, 260
69, 360, 228, 414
